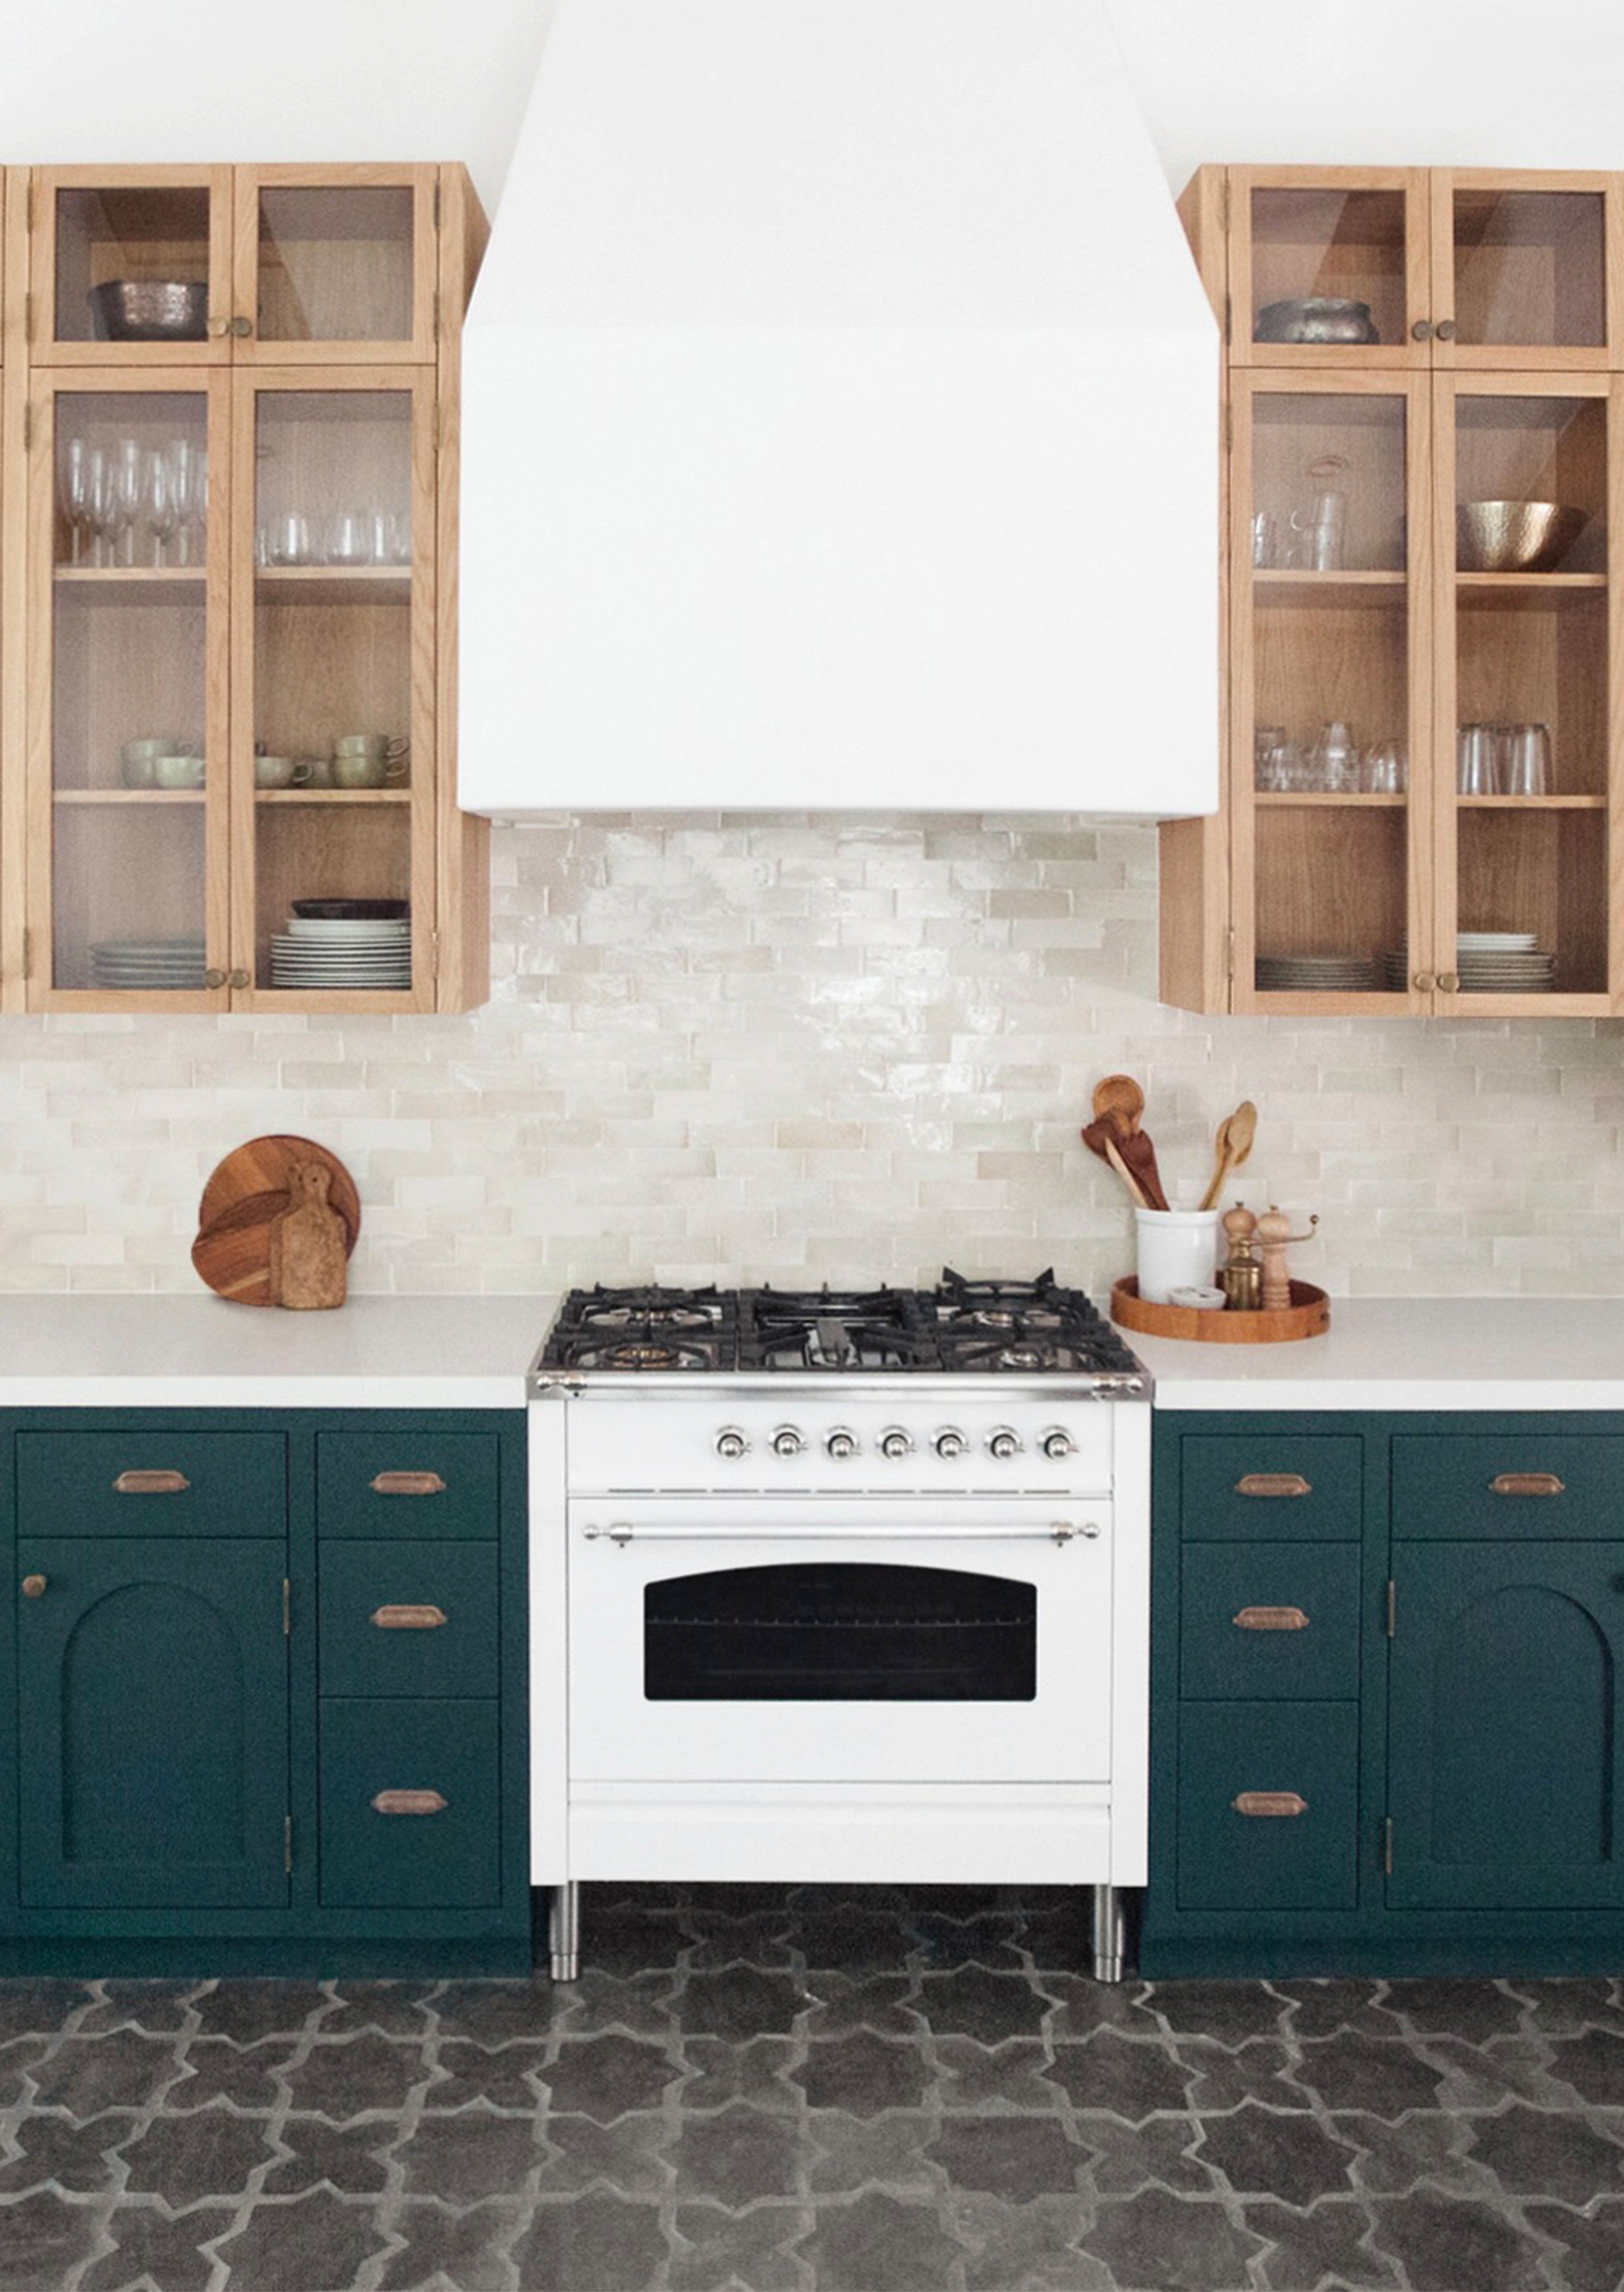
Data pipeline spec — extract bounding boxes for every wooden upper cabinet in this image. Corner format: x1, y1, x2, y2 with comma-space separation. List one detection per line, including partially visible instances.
25, 166, 439, 368
1224, 166, 1624, 372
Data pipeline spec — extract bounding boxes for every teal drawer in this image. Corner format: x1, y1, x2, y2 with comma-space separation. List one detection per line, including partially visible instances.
1180, 1543, 1361, 1701
17, 1432, 285, 1540
319, 1698, 500, 1908
320, 1541, 498, 1698
316, 1432, 498, 1541
1179, 1435, 1361, 1543
1394, 1436, 1624, 1541
1176, 1702, 1359, 1912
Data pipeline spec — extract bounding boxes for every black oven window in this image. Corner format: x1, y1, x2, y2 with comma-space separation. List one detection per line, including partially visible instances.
644, 1562, 1037, 1701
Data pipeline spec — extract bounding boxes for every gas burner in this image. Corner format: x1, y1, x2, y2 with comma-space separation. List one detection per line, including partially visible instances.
565, 1338, 717, 1372
581, 1302, 718, 1333
754, 1320, 937, 1374
936, 1266, 1065, 1314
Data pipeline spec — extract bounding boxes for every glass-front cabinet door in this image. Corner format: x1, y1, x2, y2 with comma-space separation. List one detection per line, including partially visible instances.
27, 378, 230, 1008
234, 168, 438, 364
1434, 174, 1620, 370
1233, 375, 1431, 1010
1233, 168, 1431, 369
31, 169, 233, 365
1431, 377, 1618, 1012
230, 372, 434, 1009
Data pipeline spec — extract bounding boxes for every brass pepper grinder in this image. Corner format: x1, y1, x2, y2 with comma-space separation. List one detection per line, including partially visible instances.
1256, 1205, 1320, 1312
1218, 1203, 1262, 1311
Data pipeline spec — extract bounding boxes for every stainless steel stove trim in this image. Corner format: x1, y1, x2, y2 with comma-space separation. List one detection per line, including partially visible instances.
529, 1367, 1150, 1401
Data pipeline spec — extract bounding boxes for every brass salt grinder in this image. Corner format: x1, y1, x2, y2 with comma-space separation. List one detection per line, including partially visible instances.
1218, 1203, 1261, 1310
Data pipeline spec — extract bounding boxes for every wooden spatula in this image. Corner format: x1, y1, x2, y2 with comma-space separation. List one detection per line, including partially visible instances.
1091, 1074, 1145, 1136
1198, 1100, 1258, 1211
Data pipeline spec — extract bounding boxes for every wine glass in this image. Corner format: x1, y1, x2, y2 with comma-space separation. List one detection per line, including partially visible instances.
58, 435, 90, 566
144, 451, 180, 569
85, 447, 120, 570
170, 438, 205, 567
112, 436, 145, 566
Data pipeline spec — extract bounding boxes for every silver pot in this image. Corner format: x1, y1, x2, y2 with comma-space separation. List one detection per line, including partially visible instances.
1255, 296, 1379, 345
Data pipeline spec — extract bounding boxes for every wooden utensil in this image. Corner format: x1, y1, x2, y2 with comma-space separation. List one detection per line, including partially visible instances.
1197, 1100, 1258, 1212
198, 1135, 361, 1251
1082, 1116, 1145, 1206
190, 1192, 296, 1306
1102, 1133, 1149, 1208
1116, 1123, 1171, 1212
1091, 1074, 1145, 1136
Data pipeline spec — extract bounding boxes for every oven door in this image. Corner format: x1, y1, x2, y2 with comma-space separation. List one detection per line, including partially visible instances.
568, 1496, 1113, 1783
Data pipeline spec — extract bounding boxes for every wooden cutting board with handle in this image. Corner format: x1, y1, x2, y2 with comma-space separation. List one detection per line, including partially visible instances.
192, 1138, 360, 1306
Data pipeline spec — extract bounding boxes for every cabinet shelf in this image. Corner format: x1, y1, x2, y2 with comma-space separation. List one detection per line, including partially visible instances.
1254, 792, 1407, 807
254, 788, 411, 804
53, 788, 205, 805
54, 565, 207, 585
255, 568, 411, 607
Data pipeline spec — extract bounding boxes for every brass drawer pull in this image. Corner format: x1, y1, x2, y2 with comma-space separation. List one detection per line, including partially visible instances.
114, 1469, 191, 1495
1233, 1790, 1308, 1818
370, 1471, 447, 1496
1491, 1472, 1566, 1498
1233, 1605, 1309, 1631
1234, 1473, 1312, 1499
21, 1574, 47, 1599
371, 1603, 448, 1631
371, 1789, 447, 1817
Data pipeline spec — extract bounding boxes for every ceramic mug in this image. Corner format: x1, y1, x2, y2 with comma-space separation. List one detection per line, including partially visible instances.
152, 752, 205, 789
254, 754, 314, 789
334, 732, 409, 765
121, 732, 186, 788
331, 751, 408, 788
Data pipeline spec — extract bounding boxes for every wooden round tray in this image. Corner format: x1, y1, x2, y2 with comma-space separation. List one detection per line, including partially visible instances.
1110, 1276, 1330, 1345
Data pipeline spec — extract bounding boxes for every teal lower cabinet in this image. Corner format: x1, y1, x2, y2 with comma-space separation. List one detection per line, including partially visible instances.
0, 1408, 529, 1975
1142, 1410, 1624, 1977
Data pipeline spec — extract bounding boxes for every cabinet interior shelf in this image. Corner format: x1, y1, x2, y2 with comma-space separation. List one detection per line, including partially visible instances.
53, 788, 204, 805
254, 788, 411, 804
1255, 791, 1606, 809
54, 566, 205, 585
255, 568, 411, 606
1455, 571, 1607, 591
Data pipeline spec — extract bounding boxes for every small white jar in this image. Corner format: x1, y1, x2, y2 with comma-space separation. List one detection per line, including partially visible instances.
1134, 1208, 1221, 1306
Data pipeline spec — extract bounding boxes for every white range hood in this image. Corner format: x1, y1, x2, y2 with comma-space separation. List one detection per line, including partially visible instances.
458, 0, 1219, 817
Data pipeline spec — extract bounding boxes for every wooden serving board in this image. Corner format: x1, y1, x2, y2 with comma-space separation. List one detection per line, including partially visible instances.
1111, 1276, 1330, 1345
198, 1136, 360, 1251
191, 1193, 293, 1307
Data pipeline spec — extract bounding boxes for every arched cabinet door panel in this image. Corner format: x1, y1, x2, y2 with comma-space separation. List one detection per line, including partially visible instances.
1387, 1541, 1624, 1912
17, 1538, 288, 1909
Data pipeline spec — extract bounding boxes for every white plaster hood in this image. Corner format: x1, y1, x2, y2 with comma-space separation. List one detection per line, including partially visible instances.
458, 0, 1219, 816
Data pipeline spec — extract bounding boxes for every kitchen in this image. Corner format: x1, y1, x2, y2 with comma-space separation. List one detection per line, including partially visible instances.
4, 1, 1624, 2288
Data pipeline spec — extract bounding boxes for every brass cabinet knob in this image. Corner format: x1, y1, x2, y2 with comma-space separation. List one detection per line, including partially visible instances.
228, 968, 250, 989
1438, 970, 1461, 993
1434, 319, 1458, 341
21, 1574, 47, 1599
230, 314, 254, 337
1413, 970, 1436, 992
204, 967, 226, 990
1411, 318, 1434, 341
207, 314, 230, 338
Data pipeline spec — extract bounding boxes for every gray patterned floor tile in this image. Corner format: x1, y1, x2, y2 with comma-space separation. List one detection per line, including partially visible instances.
1194, 2100, 1362, 2209
680, 2035, 803, 2114
396, 2106, 544, 2204
186, 1979, 332, 2047
793, 2029, 933, 2117
164, 2035, 291, 2114
260, 2112, 398, 2197
1243, 2195, 1402, 2292
544, 2031, 682, 2121
670, 2200, 812, 2291
209, 2188, 391, 2292
794, 2191, 970, 2292
1044, 2028, 1194, 2122
1364, 2185, 1551, 2292
1523, 2196, 1624, 2292
926, 2117, 1088, 2204
511, 2192, 668, 2291
25, 2028, 182, 2117
803, 2109, 942, 2197
950, 2191, 1102, 2292
79, 2201, 237, 2292
424, 2036, 549, 2112
535, 2108, 672, 2197
1545, 2024, 1624, 2106
374, 2198, 526, 2292
916, 1965, 1051, 2044
117, 2099, 276, 2208
285, 2031, 432, 2122
0, 2107, 134, 2195
1075, 2188, 1264, 2292
667, 2100, 803, 2205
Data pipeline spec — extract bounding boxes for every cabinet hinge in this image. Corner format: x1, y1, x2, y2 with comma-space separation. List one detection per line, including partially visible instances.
284, 1815, 293, 1875
433, 177, 442, 229
23, 291, 32, 345
282, 1577, 291, 1638
1223, 292, 1232, 345
21, 926, 32, 979
1382, 1816, 1393, 1875
1221, 174, 1231, 230
23, 401, 33, 453
433, 287, 441, 338
1386, 1579, 1396, 1637
1225, 923, 1236, 983
26, 178, 35, 232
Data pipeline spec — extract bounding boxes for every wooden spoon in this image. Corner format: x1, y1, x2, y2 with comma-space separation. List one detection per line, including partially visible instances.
1197, 1099, 1258, 1212
1083, 1118, 1149, 1207
1115, 1123, 1172, 1212
1091, 1074, 1145, 1137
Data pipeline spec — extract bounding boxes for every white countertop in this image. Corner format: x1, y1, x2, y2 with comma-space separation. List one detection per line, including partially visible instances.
0, 1296, 553, 1409
1125, 1296, 1624, 1411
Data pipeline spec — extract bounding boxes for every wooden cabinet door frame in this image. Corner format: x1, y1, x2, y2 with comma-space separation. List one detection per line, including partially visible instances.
25, 165, 234, 369
1430, 168, 1624, 376
1229, 368, 1435, 1015
1427, 370, 1620, 1017
1228, 165, 1432, 373
23, 369, 233, 1013
232, 166, 440, 368
227, 365, 438, 1013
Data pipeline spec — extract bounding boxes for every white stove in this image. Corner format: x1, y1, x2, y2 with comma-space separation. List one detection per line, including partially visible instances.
527, 1274, 1151, 1982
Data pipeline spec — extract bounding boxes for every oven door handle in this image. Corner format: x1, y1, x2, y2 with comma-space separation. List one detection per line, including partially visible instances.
580, 1520, 1101, 1547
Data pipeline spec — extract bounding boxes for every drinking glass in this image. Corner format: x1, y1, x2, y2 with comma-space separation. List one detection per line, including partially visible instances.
265, 512, 313, 566
85, 447, 119, 569
170, 439, 205, 567
1309, 719, 1359, 792
1457, 722, 1498, 795
324, 510, 372, 567
144, 451, 179, 568
1504, 722, 1553, 796
1362, 738, 1408, 794
58, 435, 89, 565
113, 436, 145, 566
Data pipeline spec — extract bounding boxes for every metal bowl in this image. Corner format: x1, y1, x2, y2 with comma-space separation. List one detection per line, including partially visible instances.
87, 278, 209, 343
1456, 499, 1588, 574
1255, 296, 1379, 345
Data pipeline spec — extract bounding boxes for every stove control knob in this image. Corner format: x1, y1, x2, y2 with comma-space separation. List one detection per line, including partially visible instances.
1041, 1429, 1077, 1461
879, 1427, 914, 1460
826, 1427, 859, 1460
715, 1426, 750, 1461
934, 1428, 968, 1459
771, 1426, 805, 1458
987, 1426, 1023, 1460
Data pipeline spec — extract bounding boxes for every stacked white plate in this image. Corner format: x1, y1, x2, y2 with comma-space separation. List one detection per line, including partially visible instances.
1455, 932, 1556, 992
90, 936, 208, 990
269, 915, 412, 990
1255, 952, 1381, 992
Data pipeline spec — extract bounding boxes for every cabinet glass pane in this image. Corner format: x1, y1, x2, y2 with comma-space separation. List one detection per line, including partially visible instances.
51, 392, 210, 992
1250, 189, 1407, 352
256, 187, 416, 344
1249, 393, 1410, 995
252, 391, 414, 991
55, 188, 211, 346
1451, 395, 1608, 996
1452, 191, 1605, 350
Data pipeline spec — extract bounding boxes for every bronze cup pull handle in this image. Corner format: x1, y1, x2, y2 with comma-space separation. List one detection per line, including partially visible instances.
21, 1574, 47, 1599
1233, 1790, 1308, 1818
1491, 1472, 1566, 1498
1234, 1473, 1312, 1499
113, 1469, 191, 1495
371, 1603, 448, 1631
1233, 1605, 1309, 1631
371, 1789, 447, 1817
370, 1471, 447, 1496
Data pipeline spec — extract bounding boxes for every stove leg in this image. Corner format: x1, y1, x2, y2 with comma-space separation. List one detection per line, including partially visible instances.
1090, 1884, 1125, 1984
549, 1882, 581, 1982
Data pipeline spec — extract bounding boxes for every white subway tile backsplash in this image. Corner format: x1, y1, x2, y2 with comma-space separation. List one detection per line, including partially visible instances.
0, 812, 1612, 1297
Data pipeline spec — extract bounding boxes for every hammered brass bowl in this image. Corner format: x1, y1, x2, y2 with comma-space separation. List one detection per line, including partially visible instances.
1456, 499, 1588, 574
88, 278, 208, 342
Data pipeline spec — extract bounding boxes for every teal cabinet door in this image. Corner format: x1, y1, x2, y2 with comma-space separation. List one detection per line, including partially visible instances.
1387, 1541, 1624, 1910
17, 1539, 289, 1909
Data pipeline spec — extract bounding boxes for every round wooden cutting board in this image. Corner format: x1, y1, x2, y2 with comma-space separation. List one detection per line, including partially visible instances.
198, 1136, 361, 1250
